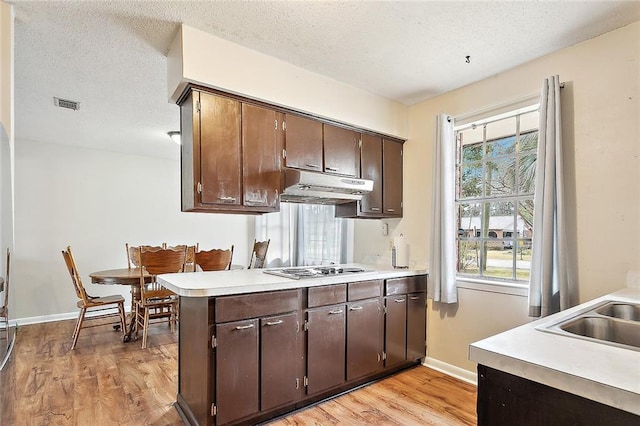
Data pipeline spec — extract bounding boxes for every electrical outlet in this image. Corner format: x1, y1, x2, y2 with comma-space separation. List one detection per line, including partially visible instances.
380, 222, 388, 236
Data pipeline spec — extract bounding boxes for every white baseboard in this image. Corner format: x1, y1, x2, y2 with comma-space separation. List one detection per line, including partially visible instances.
422, 357, 478, 386
15, 308, 130, 327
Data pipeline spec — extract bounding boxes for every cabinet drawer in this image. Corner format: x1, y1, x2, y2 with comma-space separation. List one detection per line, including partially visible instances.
385, 275, 427, 296
216, 289, 300, 323
348, 280, 382, 301
308, 284, 347, 308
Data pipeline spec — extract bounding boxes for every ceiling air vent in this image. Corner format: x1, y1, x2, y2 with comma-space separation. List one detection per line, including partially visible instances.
54, 97, 80, 111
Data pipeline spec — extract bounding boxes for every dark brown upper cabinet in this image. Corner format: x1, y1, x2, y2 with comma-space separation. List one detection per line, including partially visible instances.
382, 139, 403, 217
283, 113, 323, 172
242, 103, 281, 211
180, 89, 281, 214
336, 135, 404, 218
323, 124, 360, 177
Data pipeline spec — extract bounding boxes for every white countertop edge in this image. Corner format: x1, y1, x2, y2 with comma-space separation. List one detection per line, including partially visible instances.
158, 264, 428, 297
469, 287, 640, 415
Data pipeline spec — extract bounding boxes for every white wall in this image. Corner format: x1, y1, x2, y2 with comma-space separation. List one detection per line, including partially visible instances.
168, 24, 409, 139
13, 140, 254, 320
355, 21, 640, 373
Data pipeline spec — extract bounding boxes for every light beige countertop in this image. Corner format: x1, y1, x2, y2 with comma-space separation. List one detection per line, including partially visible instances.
469, 287, 640, 415
158, 263, 428, 298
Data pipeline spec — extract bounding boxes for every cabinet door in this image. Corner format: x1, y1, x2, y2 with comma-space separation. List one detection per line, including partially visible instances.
407, 292, 426, 360
284, 114, 323, 171
242, 103, 281, 210
215, 319, 259, 425
384, 295, 407, 367
306, 305, 345, 395
346, 298, 383, 381
199, 92, 242, 206
360, 134, 383, 214
323, 124, 360, 177
261, 312, 298, 412
382, 139, 403, 216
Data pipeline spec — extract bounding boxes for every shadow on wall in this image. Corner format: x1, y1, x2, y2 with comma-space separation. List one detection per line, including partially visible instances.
431, 299, 459, 319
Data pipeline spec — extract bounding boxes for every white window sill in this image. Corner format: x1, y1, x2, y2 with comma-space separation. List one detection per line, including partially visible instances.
456, 277, 529, 297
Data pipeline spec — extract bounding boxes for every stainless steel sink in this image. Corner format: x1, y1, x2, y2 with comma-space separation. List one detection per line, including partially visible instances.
596, 303, 640, 322
559, 316, 640, 348
537, 301, 640, 351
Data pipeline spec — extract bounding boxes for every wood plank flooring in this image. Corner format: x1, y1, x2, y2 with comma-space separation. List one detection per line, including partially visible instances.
0, 319, 477, 425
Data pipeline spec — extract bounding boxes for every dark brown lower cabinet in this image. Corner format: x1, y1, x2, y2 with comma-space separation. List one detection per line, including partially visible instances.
215, 319, 259, 425
406, 292, 426, 360
346, 298, 383, 381
306, 305, 346, 395
175, 275, 428, 426
477, 365, 639, 426
384, 295, 407, 367
260, 312, 299, 412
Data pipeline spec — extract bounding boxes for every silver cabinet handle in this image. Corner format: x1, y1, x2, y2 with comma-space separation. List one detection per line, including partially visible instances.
328, 309, 343, 315
306, 164, 320, 168
349, 306, 364, 311
234, 324, 254, 330
409, 296, 420, 300
386, 208, 396, 212
394, 298, 405, 303
219, 196, 237, 202
325, 167, 339, 172
371, 207, 381, 211
264, 320, 283, 326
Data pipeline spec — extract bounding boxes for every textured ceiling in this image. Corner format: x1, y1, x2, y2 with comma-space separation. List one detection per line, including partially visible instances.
9, 1, 640, 159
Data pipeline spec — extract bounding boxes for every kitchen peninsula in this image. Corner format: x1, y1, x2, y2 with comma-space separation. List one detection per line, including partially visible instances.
470, 287, 640, 425
159, 264, 428, 426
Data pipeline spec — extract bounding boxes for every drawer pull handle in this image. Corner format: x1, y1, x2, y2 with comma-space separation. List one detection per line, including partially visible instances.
264, 320, 283, 326
394, 298, 405, 303
371, 207, 381, 211
306, 164, 320, 168
325, 167, 339, 172
386, 208, 396, 212
219, 196, 237, 202
409, 296, 420, 300
234, 324, 255, 330
329, 309, 343, 315
349, 306, 364, 311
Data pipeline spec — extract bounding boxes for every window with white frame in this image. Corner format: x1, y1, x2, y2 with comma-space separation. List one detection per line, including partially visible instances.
455, 107, 539, 283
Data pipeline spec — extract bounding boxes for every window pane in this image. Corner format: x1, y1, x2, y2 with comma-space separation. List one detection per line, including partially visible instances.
457, 240, 479, 275
517, 199, 535, 238
482, 241, 514, 280
486, 157, 515, 196
518, 154, 537, 194
515, 239, 532, 281
486, 135, 516, 158
520, 130, 538, 153
462, 143, 482, 162
457, 203, 481, 238
460, 162, 482, 198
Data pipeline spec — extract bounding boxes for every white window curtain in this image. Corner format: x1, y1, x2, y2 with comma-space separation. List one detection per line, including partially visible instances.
528, 75, 576, 317
428, 114, 458, 303
255, 203, 349, 267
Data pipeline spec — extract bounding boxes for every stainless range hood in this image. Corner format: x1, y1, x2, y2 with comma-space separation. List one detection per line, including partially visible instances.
280, 169, 374, 205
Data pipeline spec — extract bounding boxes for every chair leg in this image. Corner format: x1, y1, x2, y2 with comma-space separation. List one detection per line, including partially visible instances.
141, 306, 150, 349
71, 308, 86, 350
117, 302, 127, 339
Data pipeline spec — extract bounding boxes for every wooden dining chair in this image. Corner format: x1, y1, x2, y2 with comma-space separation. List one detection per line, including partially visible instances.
125, 243, 163, 269
194, 246, 234, 271
248, 239, 270, 269
62, 246, 127, 350
0, 249, 10, 343
165, 244, 199, 272
135, 246, 186, 349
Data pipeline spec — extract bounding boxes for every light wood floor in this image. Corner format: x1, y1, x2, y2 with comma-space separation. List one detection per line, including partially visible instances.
0, 319, 477, 425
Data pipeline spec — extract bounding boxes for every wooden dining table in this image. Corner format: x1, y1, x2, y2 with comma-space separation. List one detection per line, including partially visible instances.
90, 268, 153, 342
